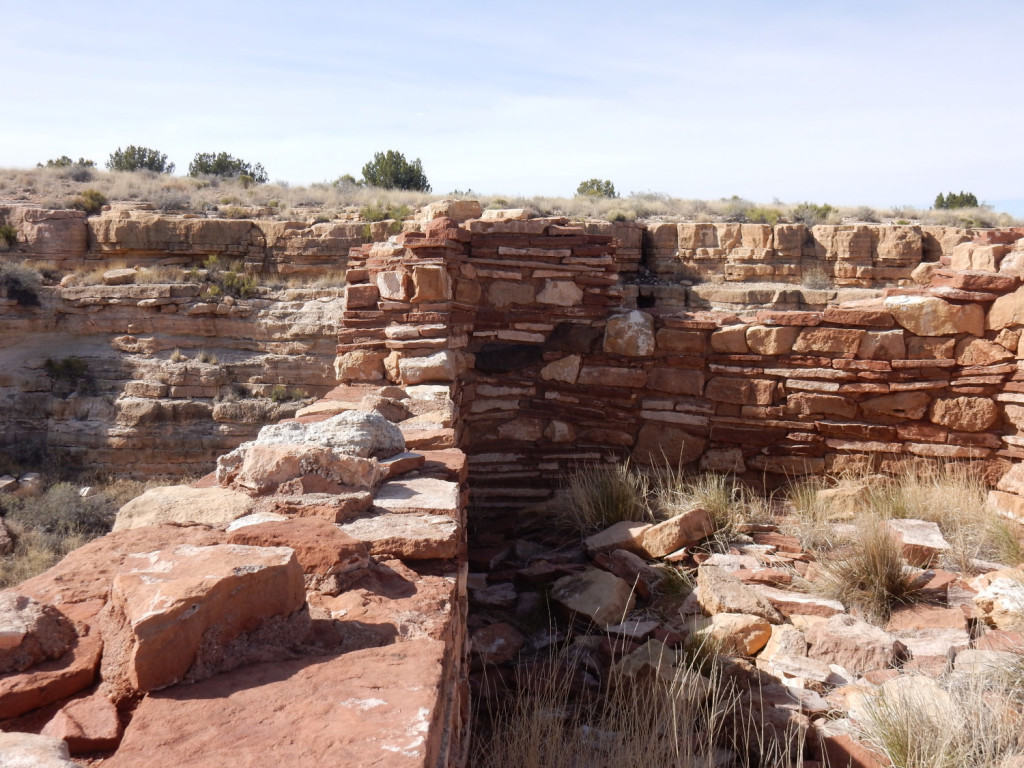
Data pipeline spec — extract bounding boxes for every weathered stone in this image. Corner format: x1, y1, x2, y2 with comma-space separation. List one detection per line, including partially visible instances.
376, 270, 410, 301
41, 692, 122, 754
786, 392, 856, 418
710, 324, 749, 354
793, 327, 865, 356
551, 567, 637, 625
640, 508, 715, 557
100, 543, 305, 699
487, 280, 535, 307
749, 585, 845, 618
604, 311, 655, 357
646, 367, 704, 396
972, 576, 1024, 631
114, 485, 255, 531
884, 295, 984, 336
696, 566, 783, 623
410, 264, 451, 302
955, 337, 1015, 366
861, 391, 931, 420
0, 732, 80, 767
103, 267, 138, 285
471, 622, 525, 664
337, 512, 459, 560
696, 612, 772, 655
954, 647, 1022, 674
0, 593, 77, 675
537, 280, 583, 306
988, 285, 1024, 330
577, 366, 646, 388
632, 423, 706, 465
333, 349, 387, 382
857, 329, 906, 360
928, 396, 999, 432
745, 325, 799, 355
885, 518, 950, 567
705, 377, 776, 405
656, 328, 705, 355
805, 614, 908, 675
227, 517, 368, 576
583, 520, 652, 555
249, 410, 406, 459
759, 623, 807, 661
540, 355, 581, 383
104, 640, 452, 768
398, 350, 458, 384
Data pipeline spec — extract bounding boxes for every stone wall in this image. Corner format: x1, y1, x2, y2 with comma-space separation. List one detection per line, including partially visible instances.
338, 208, 1024, 521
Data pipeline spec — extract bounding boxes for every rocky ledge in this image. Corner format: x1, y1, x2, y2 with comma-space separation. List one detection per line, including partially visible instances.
0, 382, 468, 767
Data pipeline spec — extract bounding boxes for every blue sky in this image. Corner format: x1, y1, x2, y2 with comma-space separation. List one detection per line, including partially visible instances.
4, 1, 1022, 213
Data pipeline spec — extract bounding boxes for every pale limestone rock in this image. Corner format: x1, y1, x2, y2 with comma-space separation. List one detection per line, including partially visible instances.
551, 568, 636, 626
639, 508, 715, 557
884, 295, 984, 336
373, 477, 459, 516
251, 410, 405, 458
103, 268, 137, 285
603, 311, 655, 357
759, 624, 807, 661
972, 577, 1024, 631
376, 271, 409, 301
954, 647, 1022, 674
583, 520, 652, 555
696, 566, 783, 623
885, 518, 950, 567
745, 325, 799, 355
419, 199, 482, 222
710, 324, 749, 354
805, 614, 908, 675
695, 612, 772, 655
398, 350, 458, 384
410, 265, 451, 303
334, 350, 387, 382
540, 355, 581, 383
338, 512, 459, 560
537, 280, 583, 306
0, 594, 77, 674
114, 486, 255, 531
544, 420, 575, 442
0, 732, 80, 767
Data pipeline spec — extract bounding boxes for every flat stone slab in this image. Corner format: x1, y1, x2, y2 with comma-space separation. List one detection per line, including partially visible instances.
373, 477, 460, 517
338, 513, 460, 560
104, 640, 451, 768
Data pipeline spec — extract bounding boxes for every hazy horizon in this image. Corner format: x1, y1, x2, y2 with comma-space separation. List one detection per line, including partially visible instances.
4, 1, 1022, 216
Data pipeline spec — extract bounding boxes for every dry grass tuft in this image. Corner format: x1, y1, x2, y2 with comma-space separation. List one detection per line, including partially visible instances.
815, 520, 923, 623
561, 461, 652, 535
653, 470, 765, 543
857, 658, 1024, 768
472, 642, 803, 768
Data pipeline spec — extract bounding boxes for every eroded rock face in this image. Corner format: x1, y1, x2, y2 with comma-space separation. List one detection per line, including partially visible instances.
248, 410, 406, 458
0, 593, 77, 675
99, 543, 305, 700
113, 485, 256, 531
696, 566, 783, 624
805, 614, 908, 675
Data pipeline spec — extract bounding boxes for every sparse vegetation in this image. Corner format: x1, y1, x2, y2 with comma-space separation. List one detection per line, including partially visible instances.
107, 145, 175, 174
360, 150, 431, 192
268, 384, 308, 402
189, 152, 268, 184
43, 356, 96, 396
39, 156, 95, 169
0, 223, 17, 247
169, 348, 186, 363
561, 461, 652, 534
745, 206, 781, 225
576, 178, 617, 198
815, 518, 923, 623
362, 201, 411, 223
0, 477, 181, 588
68, 188, 108, 215
789, 201, 837, 225
0, 261, 42, 306
195, 255, 259, 299
196, 349, 219, 364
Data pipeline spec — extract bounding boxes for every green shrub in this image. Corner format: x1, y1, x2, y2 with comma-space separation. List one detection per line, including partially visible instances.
362, 202, 411, 223
333, 173, 360, 187
360, 150, 430, 191
935, 191, 979, 209
789, 201, 837, 225
107, 145, 174, 174
0, 224, 18, 247
0, 262, 42, 306
189, 152, 268, 183
576, 178, 617, 198
38, 155, 96, 169
69, 189, 108, 216
269, 384, 307, 402
200, 255, 258, 298
43, 356, 96, 395
745, 207, 781, 225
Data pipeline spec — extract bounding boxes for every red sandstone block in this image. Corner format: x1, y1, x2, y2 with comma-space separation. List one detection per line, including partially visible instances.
822, 306, 895, 327
755, 310, 823, 326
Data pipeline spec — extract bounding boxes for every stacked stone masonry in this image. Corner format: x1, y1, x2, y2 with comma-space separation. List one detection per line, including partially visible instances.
4, 200, 1024, 766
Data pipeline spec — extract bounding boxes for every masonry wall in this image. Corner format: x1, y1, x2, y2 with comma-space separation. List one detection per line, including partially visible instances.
339, 211, 1024, 521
